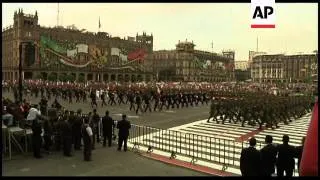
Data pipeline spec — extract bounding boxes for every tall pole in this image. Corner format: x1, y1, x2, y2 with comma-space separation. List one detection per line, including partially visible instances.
211, 41, 213, 82
19, 43, 23, 103
57, 3, 60, 27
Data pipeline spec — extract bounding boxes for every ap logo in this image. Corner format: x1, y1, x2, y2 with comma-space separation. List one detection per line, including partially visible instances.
251, 0, 276, 28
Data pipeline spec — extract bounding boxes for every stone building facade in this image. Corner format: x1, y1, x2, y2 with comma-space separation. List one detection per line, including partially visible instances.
251, 54, 318, 83
2, 9, 235, 83
144, 41, 235, 82
2, 9, 154, 82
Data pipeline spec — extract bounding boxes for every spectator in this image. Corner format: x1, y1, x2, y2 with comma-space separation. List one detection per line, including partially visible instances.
27, 104, 41, 121
2, 106, 14, 126
260, 135, 277, 176
117, 114, 131, 152
91, 109, 100, 149
31, 118, 43, 159
276, 135, 295, 177
81, 116, 93, 161
101, 111, 115, 147
240, 137, 261, 176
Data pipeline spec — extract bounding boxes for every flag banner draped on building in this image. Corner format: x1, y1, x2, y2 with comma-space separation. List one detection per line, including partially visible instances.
225, 63, 235, 70
111, 47, 120, 56
194, 56, 211, 69
67, 49, 77, 57
40, 35, 94, 68
128, 48, 146, 63
76, 44, 88, 53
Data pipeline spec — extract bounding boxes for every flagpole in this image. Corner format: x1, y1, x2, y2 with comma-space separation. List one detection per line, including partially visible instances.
98, 16, 101, 32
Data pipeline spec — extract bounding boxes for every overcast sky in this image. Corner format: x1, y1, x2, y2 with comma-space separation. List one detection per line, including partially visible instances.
2, 3, 318, 60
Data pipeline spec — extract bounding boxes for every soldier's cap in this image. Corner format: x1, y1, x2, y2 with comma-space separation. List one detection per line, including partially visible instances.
122, 114, 127, 119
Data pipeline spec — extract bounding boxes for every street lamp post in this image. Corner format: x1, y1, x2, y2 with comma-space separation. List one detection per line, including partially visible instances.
19, 41, 35, 103
18, 43, 23, 103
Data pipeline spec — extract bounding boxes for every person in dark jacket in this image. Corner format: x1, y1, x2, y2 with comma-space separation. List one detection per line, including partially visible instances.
91, 109, 100, 148
81, 116, 93, 161
101, 111, 115, 147
260, 135, 278, 176
240, 137, 261, 176
43, 118, 53, 154
295, 136, 306, 175
73, 109, 83, 150
61, 117, 73, 157
32, 118, 43, 158
276, 135, 296, 177
117, 114, 131, 151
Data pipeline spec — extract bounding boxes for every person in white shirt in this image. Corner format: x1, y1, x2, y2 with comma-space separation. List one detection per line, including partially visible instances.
81, 117, 93, 161
27, 105, 42, 121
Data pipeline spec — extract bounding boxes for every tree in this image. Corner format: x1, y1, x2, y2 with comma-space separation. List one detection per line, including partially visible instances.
78, 74, 85, 83
48, 73, 57, 82
65, 74, 75, 82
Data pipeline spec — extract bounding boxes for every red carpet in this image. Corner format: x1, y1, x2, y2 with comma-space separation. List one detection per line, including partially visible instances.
141, 152, 238, 176
234, 127, 266, 142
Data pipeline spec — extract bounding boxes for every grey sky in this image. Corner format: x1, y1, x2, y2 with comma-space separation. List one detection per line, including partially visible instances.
2, 3, 318, 60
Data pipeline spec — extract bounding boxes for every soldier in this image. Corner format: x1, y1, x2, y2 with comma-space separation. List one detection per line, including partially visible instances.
117, 114, 131, 152
101, 111, 115, 147
135, 92, 143, 115
143, 92, 152, 113
207, 98, 218, 123
153, 93, 160, 112
101, 90, 107, 107
117, 90, 125, 105
128, 91, 135, 111
108, 91, 116, 106
39, 96, 48, 116
159, 93, 167, 111
181, 92, 188, 108
90, 90, 97, 108
82, 116, 93, 161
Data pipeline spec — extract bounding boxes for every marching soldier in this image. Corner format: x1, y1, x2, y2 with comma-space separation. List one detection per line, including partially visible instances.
143, 93, 152, 113
135, 92, 143, 115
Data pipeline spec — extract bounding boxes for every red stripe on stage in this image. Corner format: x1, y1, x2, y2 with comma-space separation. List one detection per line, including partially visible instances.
251, 24, 275, 28
235, 127, 265, 142
141, 153, 239, 176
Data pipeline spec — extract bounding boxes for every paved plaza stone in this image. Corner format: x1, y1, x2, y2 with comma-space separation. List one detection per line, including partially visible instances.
2, 91, 211, 176
2, 92, 211, 129
2, 144, 208, 176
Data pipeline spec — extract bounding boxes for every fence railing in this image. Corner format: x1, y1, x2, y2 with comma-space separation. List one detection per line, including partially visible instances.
125, 123, 300, 176
3, 115, 300, 176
